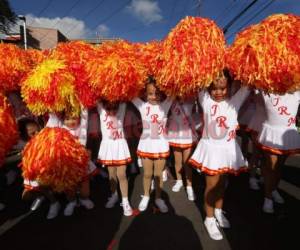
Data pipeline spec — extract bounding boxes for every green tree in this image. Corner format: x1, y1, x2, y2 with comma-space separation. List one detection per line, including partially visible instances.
0, 0, 16, 34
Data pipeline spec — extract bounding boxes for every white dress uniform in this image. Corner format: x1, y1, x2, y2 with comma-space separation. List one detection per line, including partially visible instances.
168, 100, 197, 149
257, 91, 300, 155
97, 103, 131, 166
132, 97, 173, 159
189, 87, 250, 175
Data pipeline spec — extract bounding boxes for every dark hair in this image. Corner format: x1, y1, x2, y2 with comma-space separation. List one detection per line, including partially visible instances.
18, 118, 39, 141
146, 75, 156, 86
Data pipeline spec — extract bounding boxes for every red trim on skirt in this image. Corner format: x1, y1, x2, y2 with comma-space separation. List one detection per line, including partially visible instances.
97, 158, 132, 166
137, 150, 169, 159
188, 158, 248, 176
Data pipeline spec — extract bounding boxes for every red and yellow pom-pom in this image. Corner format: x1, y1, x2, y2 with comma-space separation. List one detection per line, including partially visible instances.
0, 93, 19, 167
0, 44, 29, 93
21, 58, 81, 116
26, 49, 46, 69
52, 41, 97, 63
134, 41, 163, 76
95, 39, 135, 58
22, 127, 89, 193
51, 41, 98, 107
157, 16, 226, 97
226, 14, 300, 93
86, 40, 147, 102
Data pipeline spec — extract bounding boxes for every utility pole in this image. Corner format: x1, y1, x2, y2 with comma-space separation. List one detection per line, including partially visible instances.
18, 15, 27, 50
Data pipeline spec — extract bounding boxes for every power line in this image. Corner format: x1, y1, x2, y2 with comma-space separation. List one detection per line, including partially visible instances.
215, 0, 237, 24
36, 0, 54, 17
223, 0, 258, 34
37, 0, 83, 43
88, 0, 131, 32
57, 0, 107, 39
166, 0, 179, 30
26, 0, 54, 26
226, 0, 275, 41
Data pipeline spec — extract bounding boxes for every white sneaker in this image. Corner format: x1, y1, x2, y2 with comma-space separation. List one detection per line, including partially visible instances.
263, 198, 274, 214
162, 170, 168, 182
214, 209, 230, 228
186, 186, 195, 201
30, 196, 45, 211
79, 199, 94, 209
105, 193, 119, 208
204, 217, 223, 240
138, 195, 150, 211
249, 177, 260, 190
272, 190, 285, 204
172, 180, 183, 192
64, 201, 77, 216
137, 158, 143, 167
47, 202, 60, 219
155, 198, 168, 213
6, 170, 17, 186
0, 203, 5, 211
122, 202, 133, 216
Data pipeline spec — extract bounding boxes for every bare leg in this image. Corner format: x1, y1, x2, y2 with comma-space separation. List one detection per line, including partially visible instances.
142, 158, 154, 197
153, 158, 166, 199
116, 165, 128, 198
263, 153, 278, 199
204, 174, 221, 217
107, 167, 118, 194
173, 149, 183, 181
215, 175, 226, 210
183, 147, 193, 186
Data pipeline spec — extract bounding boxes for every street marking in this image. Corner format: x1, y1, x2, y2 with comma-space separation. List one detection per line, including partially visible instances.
0, 211, 32, 236
279, 180, 300, 200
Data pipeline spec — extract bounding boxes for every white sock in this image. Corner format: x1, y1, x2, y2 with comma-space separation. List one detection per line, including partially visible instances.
205, 216, 215, 223
122, 197, 129, 204
214, 208, 222, 214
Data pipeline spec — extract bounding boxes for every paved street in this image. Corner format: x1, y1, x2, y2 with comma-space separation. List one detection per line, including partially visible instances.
0, 155, 299, 250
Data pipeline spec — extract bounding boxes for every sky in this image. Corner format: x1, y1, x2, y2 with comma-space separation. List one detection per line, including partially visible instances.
9, 0, 300, 43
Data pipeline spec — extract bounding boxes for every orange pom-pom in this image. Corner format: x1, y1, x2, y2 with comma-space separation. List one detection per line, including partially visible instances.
226, 14, 300, 93
0, 93, 19, 167
0, 44, 29, 93
157, 16, 226, 97
87, 40, 147, 102
22, 127, 89, 193
134, 41, 163, 76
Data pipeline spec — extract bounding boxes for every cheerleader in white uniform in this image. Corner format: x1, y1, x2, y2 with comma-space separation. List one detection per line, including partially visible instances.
168, 98, 197, 200
46, 108, 96, 216
132, 79, 173, 213
257, 91, 300, 213
97, 101, 133, 216
189, 73, 249, 240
